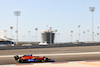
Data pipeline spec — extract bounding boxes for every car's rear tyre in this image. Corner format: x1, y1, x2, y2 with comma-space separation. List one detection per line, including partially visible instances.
19, 59, 23, 63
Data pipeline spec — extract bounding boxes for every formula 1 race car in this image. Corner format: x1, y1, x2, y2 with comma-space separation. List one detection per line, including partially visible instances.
14, 54, 55, 63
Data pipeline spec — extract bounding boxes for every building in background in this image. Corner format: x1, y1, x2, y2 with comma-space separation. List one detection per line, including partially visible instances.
39, 29, 55, 45
0, 30, 14, 46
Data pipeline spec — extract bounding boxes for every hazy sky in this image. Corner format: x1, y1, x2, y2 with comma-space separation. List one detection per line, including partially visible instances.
0, 0, 100, 42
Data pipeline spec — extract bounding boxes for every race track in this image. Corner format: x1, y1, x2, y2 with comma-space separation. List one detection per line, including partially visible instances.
0, 46, 100, 65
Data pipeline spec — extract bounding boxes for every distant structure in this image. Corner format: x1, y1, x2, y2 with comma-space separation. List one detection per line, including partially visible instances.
0, 30, 14, 46
41, 29, 55, 45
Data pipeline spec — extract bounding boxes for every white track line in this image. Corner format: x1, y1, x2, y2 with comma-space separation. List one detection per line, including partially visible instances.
0, 64, 16, 66
0, 52, 100, 57
68, 61, 86, 63
1, 60, 100, 67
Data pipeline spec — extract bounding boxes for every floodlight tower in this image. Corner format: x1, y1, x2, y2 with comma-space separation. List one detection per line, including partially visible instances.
97, 27, 99, 41
14, 11, 21, 45
35, 28, 38, 42
10, 26, 13, 38
78, 25, 80, 42
89, 7, 95, 43
71, 31, 73, 43
87, 30, 89, 42
83, 31, 85, 42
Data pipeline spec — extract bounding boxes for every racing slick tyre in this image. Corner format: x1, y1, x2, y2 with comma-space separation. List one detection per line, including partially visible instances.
44, 58, 49, 62
19, 59, 23, 63
14, 55, 19, 61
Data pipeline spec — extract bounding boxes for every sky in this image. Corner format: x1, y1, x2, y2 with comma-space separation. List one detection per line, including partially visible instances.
0, 0, 100, 43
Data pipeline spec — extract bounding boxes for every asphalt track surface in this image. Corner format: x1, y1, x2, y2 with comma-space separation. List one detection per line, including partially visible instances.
0, 45, 100, 65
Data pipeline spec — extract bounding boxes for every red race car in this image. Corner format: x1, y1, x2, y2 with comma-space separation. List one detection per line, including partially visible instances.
14, 54, 55, 63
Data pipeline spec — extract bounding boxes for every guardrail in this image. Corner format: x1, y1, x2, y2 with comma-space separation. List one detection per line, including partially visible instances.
0, 43, 100, 50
